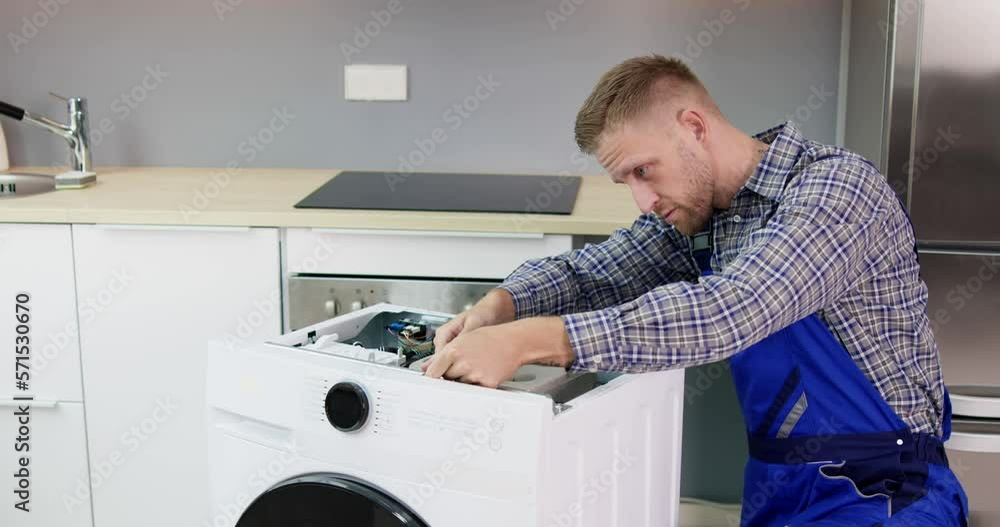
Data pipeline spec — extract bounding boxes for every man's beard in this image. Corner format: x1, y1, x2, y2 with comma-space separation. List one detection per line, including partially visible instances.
673, 143, 715, 236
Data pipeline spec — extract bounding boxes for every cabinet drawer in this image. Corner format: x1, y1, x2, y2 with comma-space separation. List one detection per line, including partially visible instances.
0, 224, 83, 402
286, 228, 573, 279
0, 400, 92, 527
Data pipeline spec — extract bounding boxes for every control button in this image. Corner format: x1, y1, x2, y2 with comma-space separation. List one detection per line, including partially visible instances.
325, 382, 370, 432
324, 299, 338, 317
350, 300, 365, 312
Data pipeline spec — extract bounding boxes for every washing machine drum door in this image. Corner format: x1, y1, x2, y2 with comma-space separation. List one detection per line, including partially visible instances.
236, 474, 429, 526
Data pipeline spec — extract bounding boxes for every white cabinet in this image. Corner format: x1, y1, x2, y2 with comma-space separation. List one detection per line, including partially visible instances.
72, 225, 281, 527
0, 223, 93, 527
0, 223, 84, 402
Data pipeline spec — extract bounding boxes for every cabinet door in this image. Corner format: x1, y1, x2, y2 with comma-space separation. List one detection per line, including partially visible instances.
0, 223, 83, 402
0, 401, 93, 527
72, 225, 281, 527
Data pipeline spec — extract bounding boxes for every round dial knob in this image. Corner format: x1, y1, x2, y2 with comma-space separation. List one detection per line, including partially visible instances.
350, 300, 365, 312
324, 382, 369, 432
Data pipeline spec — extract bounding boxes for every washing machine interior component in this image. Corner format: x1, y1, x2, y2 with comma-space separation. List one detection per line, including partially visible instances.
291, 305, 599, 403
207, 302, 686, 527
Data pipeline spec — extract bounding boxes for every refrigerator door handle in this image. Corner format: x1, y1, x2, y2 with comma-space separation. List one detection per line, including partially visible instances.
917, 246, 1000, 257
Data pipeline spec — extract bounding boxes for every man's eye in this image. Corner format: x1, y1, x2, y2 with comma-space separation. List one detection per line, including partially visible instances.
635, 166, 648, 178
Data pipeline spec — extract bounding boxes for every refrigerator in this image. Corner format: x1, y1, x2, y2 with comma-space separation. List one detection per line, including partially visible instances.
844, 0, 1000, 523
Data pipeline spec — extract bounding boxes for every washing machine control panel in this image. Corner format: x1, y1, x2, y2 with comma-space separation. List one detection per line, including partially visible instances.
324, 382, 370, 432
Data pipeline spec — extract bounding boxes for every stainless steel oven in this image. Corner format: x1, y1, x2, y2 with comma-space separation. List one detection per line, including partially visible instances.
286, 275, 501, 331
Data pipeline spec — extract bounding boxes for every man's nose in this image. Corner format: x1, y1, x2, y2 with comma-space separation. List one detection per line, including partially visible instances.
631, 185, 657, 214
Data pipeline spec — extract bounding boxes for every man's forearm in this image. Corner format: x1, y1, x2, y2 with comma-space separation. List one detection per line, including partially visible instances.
499, 213, 694, 320
482, 287, 516, 324
512, 316, 575, 369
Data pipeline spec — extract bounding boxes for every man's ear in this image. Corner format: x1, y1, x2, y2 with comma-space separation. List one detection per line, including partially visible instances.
678, 108, 708, 143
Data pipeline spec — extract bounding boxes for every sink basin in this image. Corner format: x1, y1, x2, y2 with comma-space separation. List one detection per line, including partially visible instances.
0, 173, 57, 198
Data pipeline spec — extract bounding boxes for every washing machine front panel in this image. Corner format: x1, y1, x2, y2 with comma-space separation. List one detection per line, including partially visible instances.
209, 336, 549, 524
296, 361, 549, 508
236, 474, 428, 527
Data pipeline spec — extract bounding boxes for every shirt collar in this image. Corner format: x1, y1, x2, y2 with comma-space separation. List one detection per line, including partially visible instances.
742, 120, 806, 203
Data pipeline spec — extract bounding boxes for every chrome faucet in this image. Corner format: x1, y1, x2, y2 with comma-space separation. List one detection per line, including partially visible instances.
0, 92, 93, 173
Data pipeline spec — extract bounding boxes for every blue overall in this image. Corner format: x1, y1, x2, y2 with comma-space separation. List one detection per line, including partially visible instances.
691, 240, 970, 526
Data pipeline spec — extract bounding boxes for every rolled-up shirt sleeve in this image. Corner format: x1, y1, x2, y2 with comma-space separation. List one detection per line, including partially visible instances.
563, 160, 894, 373
497, 212, 696, 320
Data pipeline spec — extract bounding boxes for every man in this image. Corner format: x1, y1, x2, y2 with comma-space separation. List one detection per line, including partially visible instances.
422, 55, 969, 525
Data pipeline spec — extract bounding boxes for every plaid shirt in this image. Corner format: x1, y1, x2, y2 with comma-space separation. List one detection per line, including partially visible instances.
499, 121, 945, 435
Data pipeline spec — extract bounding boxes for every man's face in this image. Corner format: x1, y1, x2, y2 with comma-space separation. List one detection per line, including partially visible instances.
595, 115, 715, 236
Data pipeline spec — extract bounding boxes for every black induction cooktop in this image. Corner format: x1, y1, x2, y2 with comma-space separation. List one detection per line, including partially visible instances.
294, 171, 582, 215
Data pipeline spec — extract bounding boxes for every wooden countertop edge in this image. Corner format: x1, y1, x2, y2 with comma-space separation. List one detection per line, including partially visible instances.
0, 166, 639, 236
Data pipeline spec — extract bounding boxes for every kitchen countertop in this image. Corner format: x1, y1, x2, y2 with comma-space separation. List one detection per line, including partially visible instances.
0, 167, 639, 235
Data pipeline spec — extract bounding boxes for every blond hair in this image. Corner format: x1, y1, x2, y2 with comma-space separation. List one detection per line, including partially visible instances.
575, 54, 716, 154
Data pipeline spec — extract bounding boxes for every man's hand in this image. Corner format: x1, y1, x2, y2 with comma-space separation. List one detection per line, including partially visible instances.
423, 316, 576, 388
432, 288, 516, 352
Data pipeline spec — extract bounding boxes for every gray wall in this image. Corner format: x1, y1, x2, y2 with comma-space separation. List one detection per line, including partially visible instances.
3, 0, 843, 175
1, 0, 845, 503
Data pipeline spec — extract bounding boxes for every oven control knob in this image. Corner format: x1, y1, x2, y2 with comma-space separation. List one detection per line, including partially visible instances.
324, 299, 338, 317
350, 300, 365, 312
324, 382, 369, 432
463, 303, 474, 312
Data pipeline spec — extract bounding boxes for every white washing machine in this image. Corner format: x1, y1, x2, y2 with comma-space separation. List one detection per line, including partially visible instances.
206, 303, 684, 527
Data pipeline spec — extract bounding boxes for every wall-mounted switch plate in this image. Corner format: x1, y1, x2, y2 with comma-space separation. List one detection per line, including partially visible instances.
344, 64, 408, 101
